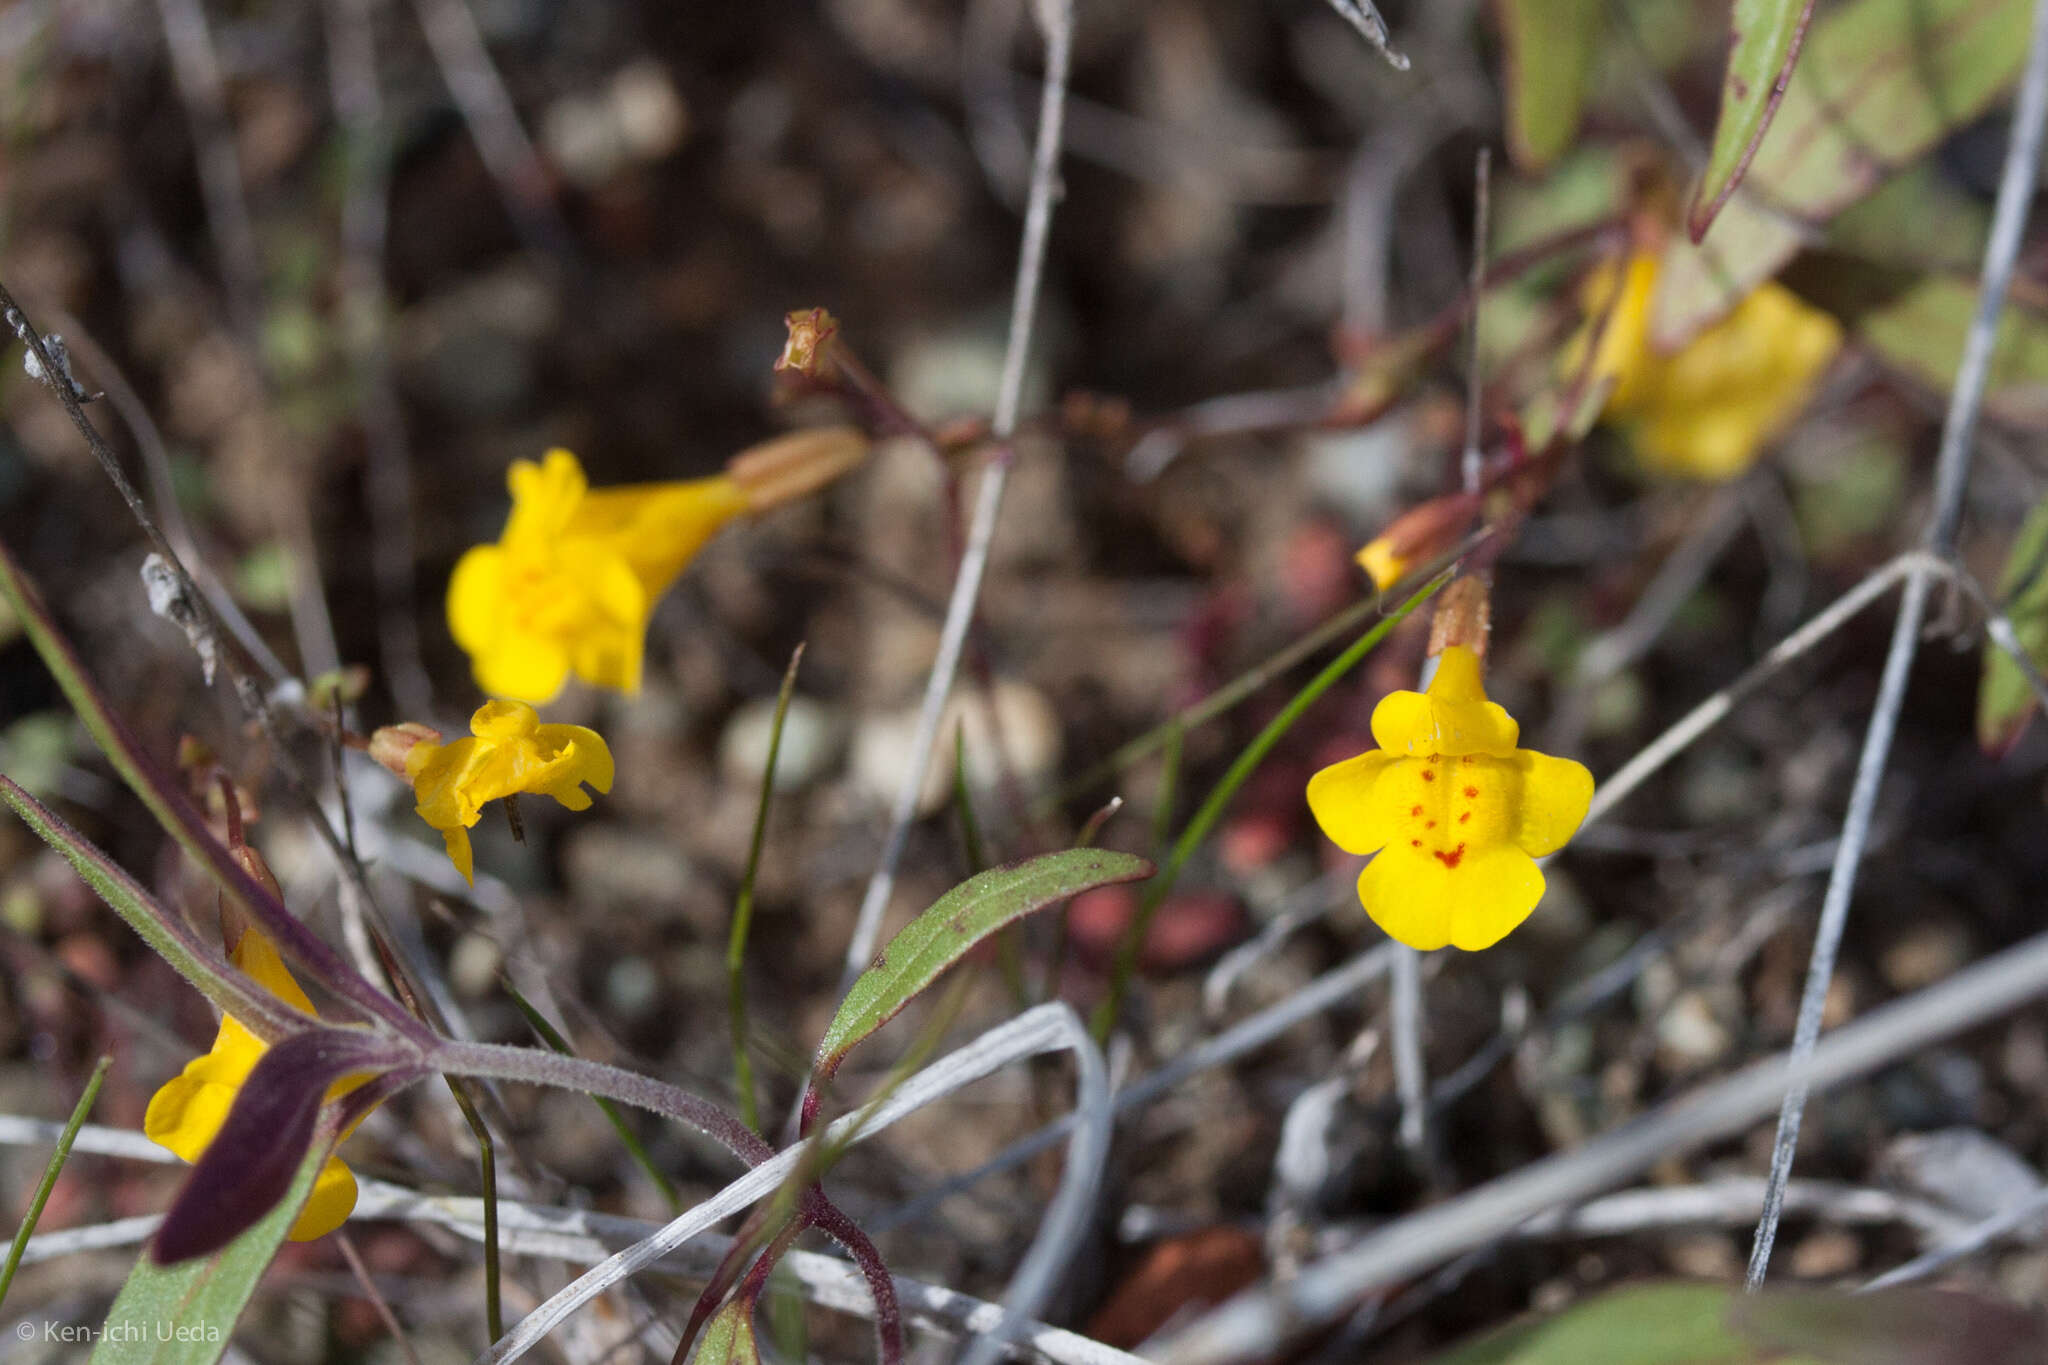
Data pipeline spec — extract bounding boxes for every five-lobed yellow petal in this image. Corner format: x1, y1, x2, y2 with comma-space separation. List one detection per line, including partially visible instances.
448, 449, 749, 702
1307, 647, 1594, 952
1573, 251, 1841, 482
143, 928, 370, 1242
405, 698, 615, 884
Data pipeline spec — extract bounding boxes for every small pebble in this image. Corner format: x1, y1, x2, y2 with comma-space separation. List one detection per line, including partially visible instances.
448, 932, 502, 1000
1787, 1229, 1861, 1278
605, 956, 662, 1021
718, 693, 844, 791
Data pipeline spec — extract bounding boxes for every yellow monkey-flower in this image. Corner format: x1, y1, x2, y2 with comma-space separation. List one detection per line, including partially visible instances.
1307, 647, 1593, 951
449, 449, 749, 702
144, 928, 370, 1242
398, 699, 614, 884
1573, 251, 1841, 481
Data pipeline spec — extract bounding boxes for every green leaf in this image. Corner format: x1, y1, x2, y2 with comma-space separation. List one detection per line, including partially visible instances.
811, 850, 1153, 1081
1653, 0, 2030, 347
1858, 278, 2048, 430
692, 1299, 763, 1365
90, 1139, 328, 1365
1425, 1282, 1812, 1365
1979, 497, 2048, 752
1688, 0, 1817, 240
1496, 0, 1602, 172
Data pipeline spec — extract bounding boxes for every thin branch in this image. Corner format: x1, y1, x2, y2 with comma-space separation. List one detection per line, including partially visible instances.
10, 1177, 1144, 1365
1151, 927, 2048, 1364
152, 0, 261, 342
406, 0, 570, 256
1744, 0, 2048, 1288
483, 1004, 1106, 1364
1323, 0, 1410, 70
836, 0, 1074, 999
1859, 1186, 2048, 1293
873, 943, 1400, 1236
336, 1231, 425, 1365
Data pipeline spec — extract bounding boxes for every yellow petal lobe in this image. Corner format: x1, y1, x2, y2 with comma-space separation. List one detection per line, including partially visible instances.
447, 448, 748, 699
1305, 649, 1594, 952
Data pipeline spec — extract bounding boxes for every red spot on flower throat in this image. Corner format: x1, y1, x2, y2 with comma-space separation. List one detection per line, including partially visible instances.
1432, 843, 1466, 869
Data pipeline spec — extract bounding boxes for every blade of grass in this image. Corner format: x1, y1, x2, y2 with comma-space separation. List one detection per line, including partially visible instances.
1090, 571, 1449, 1042
731, 645, 805, 1134
445, 1077, 501, 1342
504, 985, 683, 1213
1151, 718, 1183, 858
0, 1054, 110, 1313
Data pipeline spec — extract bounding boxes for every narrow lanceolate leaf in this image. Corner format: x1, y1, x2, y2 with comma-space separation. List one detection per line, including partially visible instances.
152, 1030, 403, 1265
1495, 0, 1601, 172
1979, 498, 2048, 753
811, 850, 1152, 1082
0, 778, 305, 1041
1687, 0, 1817, 241
91, 1139, 331, 1365
1653, 0, 2029, 347
693, 1299, 763, 1365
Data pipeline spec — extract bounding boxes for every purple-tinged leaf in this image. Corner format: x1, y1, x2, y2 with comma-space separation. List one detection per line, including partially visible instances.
151, 1030, 405, 1265
1687, 0, 1817, 241
1732, 1286, 2048, 1365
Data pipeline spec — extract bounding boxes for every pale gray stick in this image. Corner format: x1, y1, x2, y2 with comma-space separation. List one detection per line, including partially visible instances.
1323, 0, 1410, 70
873, 943, 1400, 1235
406, 0, 568, 253
1153, 927, 2048, 1365
961, 1002, 1110, 1365
1511, 1177, 1967, 1246
482, 1004, 1101, 1364
837, 0, 1073, 998
1744, 0, 2048, 1288
1859, 1186, 2048, 1293
152, 0, 260, 342
8, 1184, 1142, 1365
1582, 552, 1918, 833
1389, 947, 1427, 1155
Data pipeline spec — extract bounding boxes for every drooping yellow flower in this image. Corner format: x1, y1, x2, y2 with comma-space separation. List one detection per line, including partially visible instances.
403, 699, 614, 884
1572, 251, 1841, 481
449, 449, 749, 702
145, 928, 368, 1242
1306, 647, 1593, 951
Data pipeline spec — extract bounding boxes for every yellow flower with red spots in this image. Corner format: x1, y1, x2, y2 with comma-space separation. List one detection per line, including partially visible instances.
1307, 647, 1593, 950
393, 700, 614, 884
448, 449, 749, 702
1573, 251, 1841, 481
144, 928, 370, 1242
